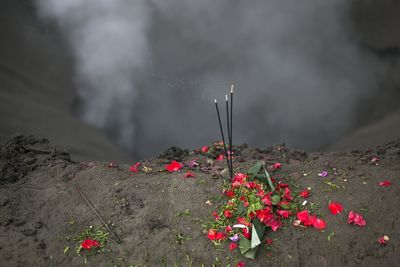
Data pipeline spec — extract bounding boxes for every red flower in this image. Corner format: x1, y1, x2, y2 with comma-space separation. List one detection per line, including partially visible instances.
237, 217, 251, 227
378, 181, 391, 187
272, 162, 282, 170
377, 235, 389, 245
245, 181, 257, 189
81, 239, 100, 250
201, 146, 209, 153
237, 262, 245, 267
277, 209, 292, 218
212, 211, 220, 220
296, 210, 309, 222
242, 228, 251, 239
348, 211, 366, 227
207, 229, 225, 241
239, 196, 249, 207
229, 242, 238, 251
207, 229, 217, 240
183, 171, 195, 178
262, 193, 272, 205
225, 190, 235, 198
284, 187, 293, 201
215, 232, 226, 241
256, 189, 265, 197
216, 154, 225, 161
225, 225, 233, 233
277, 182, 289, 189
329, 202, 344, 215
224, 210, 233, 218
256, 207, 274, 224
232, 173, 247, 186
129, 162, 140, 173
299, 189, 310, 198
265, 238, 273, 246
165, 161, 183, 172
266, 218, 281, 231
312, 218, 327, 230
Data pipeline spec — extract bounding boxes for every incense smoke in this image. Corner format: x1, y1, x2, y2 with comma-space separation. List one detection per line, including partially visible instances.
37, 0, 383, 158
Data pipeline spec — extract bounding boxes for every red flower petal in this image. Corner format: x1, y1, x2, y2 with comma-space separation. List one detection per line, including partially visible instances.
299, 189, 310, 198
242, 228, 251, 239
165, 160, 183, 172
312, 218, 327, 230
236, 262, 245, 267
328, 202, 344, 215
207, 229, 216, 240
265, 238, 273, 246
272, 162, 282, 170
237, 217, 251, 227
81, 239, 100, 250
201, 146, 209, 153
296, 210, 309, 222
216, 154, 225, 161
212, 211, 220, 220
183, 171, 195, 178
225, 225, 233, 233
215, 232, 226, 241
277, 209, 292, 218
229, 242, 238, 251
378, 181, 391, 187
284, 187, 293, 201
225, 190, 235, 198
348, 211, 366, 227
266, 218, 281, 231
224, 210, 233, 218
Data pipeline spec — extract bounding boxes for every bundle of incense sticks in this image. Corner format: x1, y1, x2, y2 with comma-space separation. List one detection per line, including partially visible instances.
214, 85, 234, 180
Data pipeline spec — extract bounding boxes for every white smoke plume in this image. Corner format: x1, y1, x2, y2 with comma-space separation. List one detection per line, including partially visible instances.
37, 0, 383, 158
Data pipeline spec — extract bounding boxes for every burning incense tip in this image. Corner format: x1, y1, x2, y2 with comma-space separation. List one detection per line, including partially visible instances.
225, 95, 228, 101
230, 85, 234, 93
214, 99, 217, 103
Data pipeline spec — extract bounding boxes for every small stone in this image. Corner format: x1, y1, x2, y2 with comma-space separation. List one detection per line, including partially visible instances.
14, 220, 26, 227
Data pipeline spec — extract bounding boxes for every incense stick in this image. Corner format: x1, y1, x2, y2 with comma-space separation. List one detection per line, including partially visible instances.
215, 99, 231, 179
230, 85, 233, 177
225, 95, 233, 179
75, 187, 122, 243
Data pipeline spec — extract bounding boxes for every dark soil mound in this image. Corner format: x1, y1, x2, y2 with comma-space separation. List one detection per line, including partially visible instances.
0, 135, 399, 266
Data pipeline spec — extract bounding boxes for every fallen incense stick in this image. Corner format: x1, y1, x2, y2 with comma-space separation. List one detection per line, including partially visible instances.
75, 186, 122, 243
215, 99, 232, 180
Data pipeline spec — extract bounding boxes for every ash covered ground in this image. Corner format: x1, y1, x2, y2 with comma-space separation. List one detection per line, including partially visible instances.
1, 134, 399, 266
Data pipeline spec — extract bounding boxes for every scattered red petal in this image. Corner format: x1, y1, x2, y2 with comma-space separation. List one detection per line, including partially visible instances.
348, 211, 366, 227
299, 189, 311, 198
236, 262, 245, 267
377, 235, 389, 245
262, 193, 272, 205
265, 238, 273, 246
256, 207, 274, 224
272, 162, 282, 170
165, 160, 183, 172
276, 182, 289, 189
229, 242, 238, 251
201, 146, 210, 153
216, 154, 225, 161
328, 202, 344, 215
183, 171, 195, 178
312, 218, 327, 230
378, 181, 391, 187
81, 239, 100, 250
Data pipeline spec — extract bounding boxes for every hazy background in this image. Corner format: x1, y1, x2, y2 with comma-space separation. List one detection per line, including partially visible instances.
1, 0, 399, 161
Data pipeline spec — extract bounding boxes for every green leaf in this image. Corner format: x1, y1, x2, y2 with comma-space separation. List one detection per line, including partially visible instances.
239, 237, 251, 254
243, 247, 257, 259
247, 162, 263, 179
271, 195, 281, 205
237, 203, 246, 216
251, 219, 267, 249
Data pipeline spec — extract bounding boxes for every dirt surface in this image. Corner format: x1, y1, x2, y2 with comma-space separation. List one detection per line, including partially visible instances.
0, 134, 399, 266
